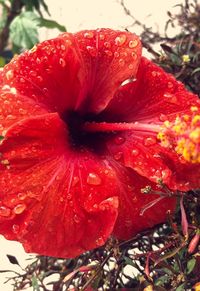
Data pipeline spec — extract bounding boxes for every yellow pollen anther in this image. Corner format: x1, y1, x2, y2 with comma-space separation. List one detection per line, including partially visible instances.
158, 107, 200, 163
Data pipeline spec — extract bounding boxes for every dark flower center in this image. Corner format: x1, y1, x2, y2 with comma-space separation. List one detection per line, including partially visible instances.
60, 110, 108, 152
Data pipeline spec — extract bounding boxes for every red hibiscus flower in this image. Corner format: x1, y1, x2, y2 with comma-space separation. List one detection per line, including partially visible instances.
0, 29, 199, 258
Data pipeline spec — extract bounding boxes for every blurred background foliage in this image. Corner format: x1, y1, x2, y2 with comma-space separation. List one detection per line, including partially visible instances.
0, 0, 200, 290
0, 0, 66, 66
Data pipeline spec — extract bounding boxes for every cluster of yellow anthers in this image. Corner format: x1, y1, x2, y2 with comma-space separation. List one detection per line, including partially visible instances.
158, 106, 200, 163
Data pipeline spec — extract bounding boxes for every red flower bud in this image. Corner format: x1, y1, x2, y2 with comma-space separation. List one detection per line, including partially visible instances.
188, 231, 200, 254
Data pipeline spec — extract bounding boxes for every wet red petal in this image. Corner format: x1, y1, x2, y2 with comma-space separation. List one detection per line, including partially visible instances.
107, 164, 176, 239
103, 57, 200, 122
104, 57, 200, 190
2, 29, 141, 115
0, 89, 48, 135
0, 114, 119, 257
73, 29, 141, 113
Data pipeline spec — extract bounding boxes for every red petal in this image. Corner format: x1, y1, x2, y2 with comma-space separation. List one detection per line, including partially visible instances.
73, 29, 141, 113
103, 57, 200, 122
105, 163, 176, 239
0, 114, 120, 257
2, 29, 141, 115
104, 57, 200, 190
0, 89, 48, 135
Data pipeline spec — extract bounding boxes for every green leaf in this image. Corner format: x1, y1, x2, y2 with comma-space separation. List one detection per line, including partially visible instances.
37, 18, 66, 32
10, 11, 39, 49
39, 0, 50, 15
31, 276, 40, 291
176, 283, 186, 291
0, 56, 5, 67
186, 257, 196, 274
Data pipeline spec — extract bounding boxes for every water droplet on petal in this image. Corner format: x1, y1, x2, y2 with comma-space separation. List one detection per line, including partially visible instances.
129, 39, 138, 48
67, 193, 72, 200
36, 76, 43, 82
60, 44, 66, 51
96, 236, 105, 246
73, 214, 81, 224
163, 93, 178, 104
115, 136, 125, 145
12, 224, 19, 234
119, 59, 125, 66
86, 46, 97, 57
98, 32, 105, 40
115, 34, 126, 46
59, 58, 66, 67
72, 176, 79, 186
19, 108, 27, 115
144, 137, 157, 146
6, 115, 16, 120
0, 206, 11, 217
87, 173, 102, 185
114, 52, 120, 58
17, 193, 26, 200
131, 149, 139, 156
167, 81, 174, 89
84, 31, 94, 39
114, 151, 123, 161
131, 51, 137, 60
105, 50, 113, 57
13, 203, 26, 215
159, 113, 168, 121
6, 70, 13, 80
104, 41, 111, 48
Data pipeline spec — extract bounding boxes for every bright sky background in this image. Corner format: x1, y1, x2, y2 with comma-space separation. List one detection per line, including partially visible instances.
0, 0, 184, 290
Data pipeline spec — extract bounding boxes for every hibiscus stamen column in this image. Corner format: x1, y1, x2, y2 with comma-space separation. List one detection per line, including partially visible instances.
83, 121, 161, 133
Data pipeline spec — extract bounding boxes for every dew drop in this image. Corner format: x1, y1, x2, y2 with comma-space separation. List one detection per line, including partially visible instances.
67, 193, 72, 200
159, 113, 168, 121
65, 39, 72, 46
87, 173, 102, 185
6, 70, 13, 80
167, 81, 174, 89
73, 214, 81, 224
114, 52, 120, 58
59, 58, 66, 67
115, 34, 126, 46
119, 59, 125, 66
128, 64, 134, 70
19, 108, 27, 115
96, 236, 105, 246
131, 149, 139, 156
72, 176, 79, 186
13, 203, 26, 215
115, 136, 125, 145
36, 57, 41, 64
163, 93, 178, 104
114, 151, 123, 161
105, 50, 113, 57
129, 39, 138, 48
151, 71, 157, 77
17, 192, 26, 200
6, 115, 16, 120
99, 33, 105, 40
36, 76, 43, 82
0, 206, 11, 217
19, 77, 25, 83
104, 41, 111, 48
86, 46, 97, 57
12, 224, 19, 234
131, 51, 137, 60
60, 44, 66, 51
144, 137, 157, 146
84, 31, 94, 39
